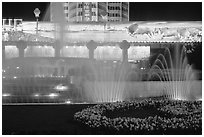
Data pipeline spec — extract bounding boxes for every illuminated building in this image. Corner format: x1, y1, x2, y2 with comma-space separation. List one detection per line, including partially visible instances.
50, 2, 129, 22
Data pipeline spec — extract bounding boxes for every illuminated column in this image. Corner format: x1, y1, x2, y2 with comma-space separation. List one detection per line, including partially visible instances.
3, 19, 6, 28
2, 43, 5, 64
8, 19, 12, 27
14, 19, 17, 30
119, 40, 130, 62
17, 40, 27, 58
53, 40, 62, 57
86, 40, 97, 60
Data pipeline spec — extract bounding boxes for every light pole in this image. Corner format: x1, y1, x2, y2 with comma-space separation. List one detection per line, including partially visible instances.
34, 8, 41, 34
100, 11, 108, 31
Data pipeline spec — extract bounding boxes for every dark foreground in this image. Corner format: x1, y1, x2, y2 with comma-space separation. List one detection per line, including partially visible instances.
2, 104, 96, 135
2, 103, 201, 135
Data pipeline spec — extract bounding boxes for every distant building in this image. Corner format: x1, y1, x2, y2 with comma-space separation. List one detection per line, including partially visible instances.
50, 2, 129, 22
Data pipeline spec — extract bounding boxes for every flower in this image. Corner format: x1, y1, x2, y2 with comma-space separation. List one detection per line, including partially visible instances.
74, 98, 201, 134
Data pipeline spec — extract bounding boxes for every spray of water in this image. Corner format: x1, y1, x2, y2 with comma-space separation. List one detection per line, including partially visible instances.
148, 45, 198, 100
82, 61, 130, 103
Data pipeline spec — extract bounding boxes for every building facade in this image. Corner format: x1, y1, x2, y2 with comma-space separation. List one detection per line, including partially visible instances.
50, 2, 129, 22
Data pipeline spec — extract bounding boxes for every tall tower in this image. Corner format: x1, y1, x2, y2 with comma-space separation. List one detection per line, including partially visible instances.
50, 2, 129, 22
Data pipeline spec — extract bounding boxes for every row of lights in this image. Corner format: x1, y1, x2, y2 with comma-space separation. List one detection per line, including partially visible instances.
34, 75, 67, 78
2, 93, 72, 104
3, 75, 69, 79
2, 93, 73, 103
3, 93, 59, 98
2, 66, 20, 72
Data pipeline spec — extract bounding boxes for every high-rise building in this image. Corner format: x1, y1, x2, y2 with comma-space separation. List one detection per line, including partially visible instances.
50, 2, 129, 22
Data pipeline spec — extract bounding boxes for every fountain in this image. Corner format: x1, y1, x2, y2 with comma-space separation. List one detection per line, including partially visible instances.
2, 3, 202, 104
148, 44, 201, 100
82, 61, 131, 103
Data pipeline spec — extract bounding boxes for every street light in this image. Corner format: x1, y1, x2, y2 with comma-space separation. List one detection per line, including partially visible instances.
33, 8, 41, 34
100, 11, 108, 31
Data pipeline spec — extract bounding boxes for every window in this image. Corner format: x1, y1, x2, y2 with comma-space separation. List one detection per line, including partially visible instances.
116, 6, 120, 10
92, 3, 96, 8
78, 3, 82, 8
92, 12, 96, 16
115, 13, 120, 17
108, 6, 120, 10
78, 12, 83, 16
64, 6, 68, 10
84, 3, 90, 6
108, 6, 114, 10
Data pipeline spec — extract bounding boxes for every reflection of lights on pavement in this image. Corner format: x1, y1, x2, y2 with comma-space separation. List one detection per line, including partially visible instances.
54, 84, 68, 91
3, 93, 11, 97
48, 93, 59, 98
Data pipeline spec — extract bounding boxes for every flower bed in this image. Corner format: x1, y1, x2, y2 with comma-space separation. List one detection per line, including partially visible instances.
74, 98, 201, 134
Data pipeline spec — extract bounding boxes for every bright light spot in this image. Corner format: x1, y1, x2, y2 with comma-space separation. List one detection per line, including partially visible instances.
2, 70, 6, 73
54, 84, 68, 91
48, 93, 59, 97
3, 93, 11, 97
65, 100, 71, 104
173, 97, 185, 101
16, 67, 20, 69
113, 61, 117, 63
13, 76, 17, 79
3, 76, 5, 79
111, 100, 119, 103
34, 93, 40, 97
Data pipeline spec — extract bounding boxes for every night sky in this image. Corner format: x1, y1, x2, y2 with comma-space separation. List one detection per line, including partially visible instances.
2, 2, 202, 21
